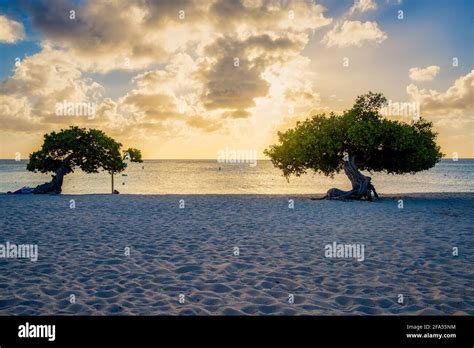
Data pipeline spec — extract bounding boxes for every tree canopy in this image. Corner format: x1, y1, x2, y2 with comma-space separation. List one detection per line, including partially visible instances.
27, 126, 128, 175
264, 92, 443, 181
123, 148, 143, 163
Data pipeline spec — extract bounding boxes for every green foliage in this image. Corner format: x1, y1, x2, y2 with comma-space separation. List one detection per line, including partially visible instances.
264, 92, 443, 179
123, 148, 143, 163
27, 126, 131, 175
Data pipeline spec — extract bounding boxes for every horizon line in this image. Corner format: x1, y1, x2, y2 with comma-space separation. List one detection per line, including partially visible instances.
1, 157, 473, 161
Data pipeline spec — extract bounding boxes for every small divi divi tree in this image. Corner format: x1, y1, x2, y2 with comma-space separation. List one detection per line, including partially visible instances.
27, 126, 142, 194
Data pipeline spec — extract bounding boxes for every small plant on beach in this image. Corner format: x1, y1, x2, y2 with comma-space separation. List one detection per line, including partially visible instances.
111, 147, 144, 193
123, 148, 143, 162
27, 126, 143, 194
264, 92, 443, 201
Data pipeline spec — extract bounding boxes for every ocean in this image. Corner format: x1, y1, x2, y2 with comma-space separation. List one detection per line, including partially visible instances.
0, 159, 473, 195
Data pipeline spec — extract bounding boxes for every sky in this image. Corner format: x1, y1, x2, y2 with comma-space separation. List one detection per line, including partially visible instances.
0, 0, 473, 159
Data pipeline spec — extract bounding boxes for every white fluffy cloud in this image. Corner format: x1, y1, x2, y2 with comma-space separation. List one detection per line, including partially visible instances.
407, 70, 474, 115
0, 15, 24, 43
0, 95, 37, 132
0, 45, 104, 130
349, 0, 378, 15
409, 65, 440, 81
0, 45, 102, 100
322, 21, 387, 47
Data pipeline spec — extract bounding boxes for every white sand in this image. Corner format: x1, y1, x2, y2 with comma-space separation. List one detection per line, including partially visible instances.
0, 193, 472, 315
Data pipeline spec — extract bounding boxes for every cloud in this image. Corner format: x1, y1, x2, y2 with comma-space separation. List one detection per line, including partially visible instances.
120, 92, 181, 120
254, 55, 322, 145
0, 95, 37, 132
23, 0, 207, 72
200, 55, 269, 111
322, 20, 387, 47
407, 70, 474, 115
349, 0, 378, 15
0, 45, 101, 99
119, 53, 226, 132
0, 14, 25, 43
210, 0, 332, 33
221, 110, 251, 119
409, 65, 440, 81
2, 0, 333, 138
23, 0, 332, 73
0, 45, 104, 129
198, 34, 306, 113
184, 115, 223, 132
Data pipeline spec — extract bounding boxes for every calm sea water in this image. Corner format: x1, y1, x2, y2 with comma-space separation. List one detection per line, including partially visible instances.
0, 159, 473, 194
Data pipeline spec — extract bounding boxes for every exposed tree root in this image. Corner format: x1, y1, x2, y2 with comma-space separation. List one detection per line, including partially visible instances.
321, 156, 379, 201
33, 166, 71, 194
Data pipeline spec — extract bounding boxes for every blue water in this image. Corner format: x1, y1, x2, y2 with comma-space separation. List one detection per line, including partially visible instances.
0, 159, 473, 194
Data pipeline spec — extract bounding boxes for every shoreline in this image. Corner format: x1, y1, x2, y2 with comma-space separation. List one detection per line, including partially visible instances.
2, 192, 473, 197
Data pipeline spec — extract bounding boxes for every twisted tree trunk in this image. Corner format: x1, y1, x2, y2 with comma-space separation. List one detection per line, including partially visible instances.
324, 156, 379, 201
33, 166, 70, 194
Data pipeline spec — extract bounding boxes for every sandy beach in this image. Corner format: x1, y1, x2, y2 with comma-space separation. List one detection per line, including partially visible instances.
0, 193, 472, 315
